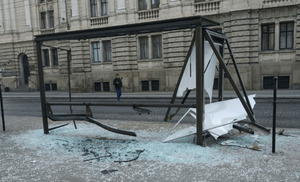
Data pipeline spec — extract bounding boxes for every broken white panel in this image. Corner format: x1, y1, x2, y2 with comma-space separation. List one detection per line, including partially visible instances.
163, 95, 256, 142
176, 41, 218, 103
163, 126, 196, 143
204, 52, 217, 103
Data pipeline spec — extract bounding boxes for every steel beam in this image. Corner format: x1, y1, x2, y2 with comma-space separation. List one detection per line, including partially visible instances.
204, 30, 257, 124
164, 36, 196, 121
195, 26, 204, 146
225, 39, 253, 114
36, 41, 49, 134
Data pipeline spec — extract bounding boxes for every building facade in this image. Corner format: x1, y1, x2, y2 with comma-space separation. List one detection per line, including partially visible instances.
0, 0, 299, 92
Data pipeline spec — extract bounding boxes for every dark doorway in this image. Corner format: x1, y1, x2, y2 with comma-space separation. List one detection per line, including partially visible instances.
22, 55, 30, 85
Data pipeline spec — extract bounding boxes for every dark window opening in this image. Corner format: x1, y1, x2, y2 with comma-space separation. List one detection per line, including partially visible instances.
94, 82, 101, 92
151, 0, 160, 9
213, 78, 218, 90
280, 22, 294, 50
103, 82, 110, 91
278, 76, 290, 89
45, 83, 57, 91
139, 0, 147, 10
263, 76, 290, 89
152, 35, 162, 59
43, 49, 50, 67
45, 83, 51, 91
51, 48, 58, 66
141, 81, 149, 91
261, 24, 275, 51
90, 0, 98, 17
48, 10, 54, 28
103, 40, 111, 62
40, 12, 46, 29
92, 42, 101, 62
101, 0, 108, 16
151, 80, 159, 91
139, 36, 149, 59
51, 83, 57, 91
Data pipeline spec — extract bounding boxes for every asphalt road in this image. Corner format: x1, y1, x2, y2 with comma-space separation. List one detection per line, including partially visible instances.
1, 96, 300, 129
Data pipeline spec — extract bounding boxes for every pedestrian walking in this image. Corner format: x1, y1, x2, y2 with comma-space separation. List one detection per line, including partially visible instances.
113, 74, 122, 103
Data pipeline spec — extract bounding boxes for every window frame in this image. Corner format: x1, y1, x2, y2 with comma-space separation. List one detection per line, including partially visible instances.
92, 42, 101, 63
40, 12, 47, 29
48, 10, 54, 28
42, 49, 50, 67
151, 35, 162, 59
51, 48, 58, 66
101, 0, 108, 16
90, 0, 99, 17
151, 0, 160, 9
102, 40, 112, 62
139, 36, 149, 60
279, 21, 294, 50
138, 0, 148, 10
261, 23, 275, 51
139, 35, 162, 60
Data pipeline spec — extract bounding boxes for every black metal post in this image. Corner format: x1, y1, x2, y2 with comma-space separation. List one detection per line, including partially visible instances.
195, 26, 204, 146
67, 49, 77, 129
272, 77, 278, 153
164, 36, 196, 121
218, 45, 224, 102
36, 41, 49, 134
204, 30, 256, 124
225, 39, 253, 115
0, 84, 5, 131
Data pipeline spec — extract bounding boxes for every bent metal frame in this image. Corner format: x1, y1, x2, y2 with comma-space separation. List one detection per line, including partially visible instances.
34, 16, 268, 146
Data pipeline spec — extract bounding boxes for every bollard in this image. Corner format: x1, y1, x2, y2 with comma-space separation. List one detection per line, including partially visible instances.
0, 84, 5, 131
272, 77, 277, 153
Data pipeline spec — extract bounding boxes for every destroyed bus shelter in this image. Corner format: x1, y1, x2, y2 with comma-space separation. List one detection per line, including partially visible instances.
34, 16, 267, 146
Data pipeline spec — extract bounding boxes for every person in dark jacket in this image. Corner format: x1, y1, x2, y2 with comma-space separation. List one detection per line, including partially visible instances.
113, 74, 122, 103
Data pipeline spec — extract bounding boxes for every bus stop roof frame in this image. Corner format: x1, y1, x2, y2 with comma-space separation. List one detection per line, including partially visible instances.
34, 16, 220, 146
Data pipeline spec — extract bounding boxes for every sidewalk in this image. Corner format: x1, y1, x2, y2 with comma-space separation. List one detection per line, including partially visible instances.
1, 115, 300, 182
1, 90, 300, 181
2, 89, 300, 99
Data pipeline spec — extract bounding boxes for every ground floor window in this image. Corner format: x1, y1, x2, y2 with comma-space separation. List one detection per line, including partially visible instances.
139, 35, 162, 60
94, 82, 110, 91
103, 82, 110, 91
263, 76, 289, 89
45, 83, 57, 91
94, 82, 101, 91
151, 80, 159, 91
141, 80, 159, 91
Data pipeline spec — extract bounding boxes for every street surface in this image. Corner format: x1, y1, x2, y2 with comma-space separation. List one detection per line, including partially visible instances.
2, 96, 299, 129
